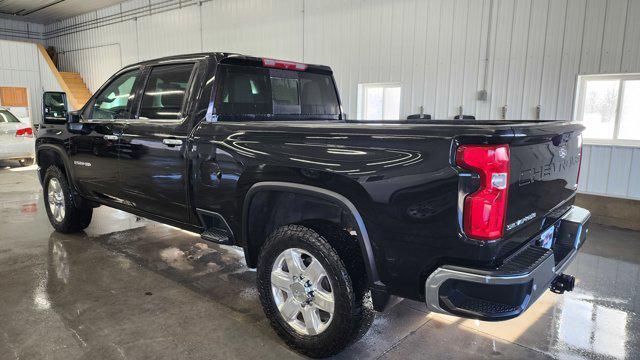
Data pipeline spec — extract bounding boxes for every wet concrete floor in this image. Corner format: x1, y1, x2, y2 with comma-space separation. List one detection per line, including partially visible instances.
0, 164, 638, 359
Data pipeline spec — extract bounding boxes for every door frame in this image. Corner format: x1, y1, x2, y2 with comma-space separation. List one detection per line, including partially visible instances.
116, 60, 204, 225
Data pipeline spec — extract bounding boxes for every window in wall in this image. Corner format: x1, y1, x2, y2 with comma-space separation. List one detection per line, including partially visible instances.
357, 83, 401, 120
574, 74, 640, 144
139, 63, 194, 120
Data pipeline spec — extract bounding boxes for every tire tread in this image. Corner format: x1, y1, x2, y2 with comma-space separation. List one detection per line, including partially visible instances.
44, 165, 92, 233
257, 224, 373, 358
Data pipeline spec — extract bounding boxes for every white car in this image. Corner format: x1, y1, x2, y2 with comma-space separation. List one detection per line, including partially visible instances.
0, 107, 34, 166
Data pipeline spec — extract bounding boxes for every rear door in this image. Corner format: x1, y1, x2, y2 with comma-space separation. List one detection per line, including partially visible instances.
67, 68, 142, 199
117, 62, 196, 223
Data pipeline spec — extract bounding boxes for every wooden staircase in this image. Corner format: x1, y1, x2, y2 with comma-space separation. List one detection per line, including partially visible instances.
59, 72, 92, 108
36, 44, 92, 110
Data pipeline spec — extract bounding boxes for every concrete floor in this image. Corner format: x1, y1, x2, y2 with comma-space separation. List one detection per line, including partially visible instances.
0, 163, 638, 360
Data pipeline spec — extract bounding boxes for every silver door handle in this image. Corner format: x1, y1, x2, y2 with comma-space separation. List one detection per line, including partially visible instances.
103, 135, 119, 141
163, 138, 183, 146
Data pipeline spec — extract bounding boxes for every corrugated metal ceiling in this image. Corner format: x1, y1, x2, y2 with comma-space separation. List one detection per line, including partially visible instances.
0, 0, 126, 24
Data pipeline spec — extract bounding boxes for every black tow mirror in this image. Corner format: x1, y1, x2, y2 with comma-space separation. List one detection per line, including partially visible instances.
43, 91, 69, 124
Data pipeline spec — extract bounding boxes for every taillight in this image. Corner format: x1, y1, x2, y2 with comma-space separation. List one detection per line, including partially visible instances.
15, 127, 33, 137
456, 144, 510, 241
262, 58, 308, 71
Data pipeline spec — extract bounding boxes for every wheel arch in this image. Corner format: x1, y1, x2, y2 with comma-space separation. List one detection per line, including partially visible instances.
36, 144, 78, 193
242, 181, 382, 289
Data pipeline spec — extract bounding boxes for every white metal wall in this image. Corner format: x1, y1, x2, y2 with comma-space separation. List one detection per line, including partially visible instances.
0, 39, 62, 125
45, 0, 303, 93
41, 0, 640, 200
58, 44, 122, 94
580, 145, 640, 199
0, 19, 44, 43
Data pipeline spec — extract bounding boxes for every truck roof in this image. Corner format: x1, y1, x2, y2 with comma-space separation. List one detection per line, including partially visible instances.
126, 52, 333, 74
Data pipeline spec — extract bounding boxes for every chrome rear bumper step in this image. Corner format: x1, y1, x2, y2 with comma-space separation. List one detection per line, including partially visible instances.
424, 206, 591, 321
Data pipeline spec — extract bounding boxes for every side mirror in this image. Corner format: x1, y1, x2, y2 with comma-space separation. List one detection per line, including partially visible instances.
43, 91, 69, 124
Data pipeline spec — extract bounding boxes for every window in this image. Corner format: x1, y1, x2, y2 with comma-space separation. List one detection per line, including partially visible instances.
216, 65, 272, 115
271, 75, 301, 114
91, 69, 141, 120
0, 109, 20, 123
357, 83, 401, 120
574, 74, 640, 144
300, 72, 340, 115
139, 63, 194, 120
619, 80, 640, 140
271, 77, 299, 105
214, 64, 340, 117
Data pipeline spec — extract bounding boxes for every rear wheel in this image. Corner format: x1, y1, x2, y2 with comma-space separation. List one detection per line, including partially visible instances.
270, 247, 336, 335
257, 224, 373, 358
43, 166, 93, 233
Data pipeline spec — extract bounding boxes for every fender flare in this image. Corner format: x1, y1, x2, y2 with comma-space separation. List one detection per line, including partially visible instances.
36, 144, 79, 192
242, 181, 384, 289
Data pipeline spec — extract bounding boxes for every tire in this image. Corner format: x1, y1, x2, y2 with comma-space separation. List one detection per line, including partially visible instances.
19, 158, 34, 167
43, 165, 93, 233
257, 224, 373, 358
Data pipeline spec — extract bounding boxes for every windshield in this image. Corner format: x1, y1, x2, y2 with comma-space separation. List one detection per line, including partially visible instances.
0, 110, 20, 123
214, 64, 340, 118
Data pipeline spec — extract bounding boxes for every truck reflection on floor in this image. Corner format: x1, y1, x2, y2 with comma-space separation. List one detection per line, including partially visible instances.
45, 226, 262, 325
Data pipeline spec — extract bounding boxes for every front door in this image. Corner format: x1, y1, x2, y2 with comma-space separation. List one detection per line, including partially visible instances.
118, 63, 195, 223
67, 68, 142, 200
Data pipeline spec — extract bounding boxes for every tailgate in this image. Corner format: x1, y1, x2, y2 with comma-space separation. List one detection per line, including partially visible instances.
505, 122, 583, 236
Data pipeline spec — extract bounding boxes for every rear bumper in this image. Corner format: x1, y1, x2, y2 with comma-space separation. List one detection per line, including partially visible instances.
0, 140, 35, 160
424, 205, 590, 321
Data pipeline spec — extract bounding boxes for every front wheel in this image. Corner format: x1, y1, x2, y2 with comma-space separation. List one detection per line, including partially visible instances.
43, 166, 93, 233
257, 224, 372, 358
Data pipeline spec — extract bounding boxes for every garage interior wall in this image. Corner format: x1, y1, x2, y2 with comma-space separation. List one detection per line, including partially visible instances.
9, 0, 637, 201
0, 39, 63, 125
0, 18, 44, 43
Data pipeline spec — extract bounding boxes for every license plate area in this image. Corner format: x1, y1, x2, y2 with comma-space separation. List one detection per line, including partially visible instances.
538, 225, 556, 249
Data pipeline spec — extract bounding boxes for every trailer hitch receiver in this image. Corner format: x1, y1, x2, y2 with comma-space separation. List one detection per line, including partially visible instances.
550, 274, 575, 294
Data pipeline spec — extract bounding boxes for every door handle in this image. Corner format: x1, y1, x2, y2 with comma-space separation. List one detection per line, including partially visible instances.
163, 138, 183, 147
103, 134, 119, 141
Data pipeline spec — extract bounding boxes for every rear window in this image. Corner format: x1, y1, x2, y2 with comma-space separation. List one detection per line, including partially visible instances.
214, 65, 339, 117
0, 110, 20, 123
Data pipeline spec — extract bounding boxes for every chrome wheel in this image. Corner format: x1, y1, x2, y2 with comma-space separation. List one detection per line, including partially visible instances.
271, 248, 335, 335
47, 178, 65, 223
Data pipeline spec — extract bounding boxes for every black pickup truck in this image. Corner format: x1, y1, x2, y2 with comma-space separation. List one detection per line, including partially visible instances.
36, 53, 590, 357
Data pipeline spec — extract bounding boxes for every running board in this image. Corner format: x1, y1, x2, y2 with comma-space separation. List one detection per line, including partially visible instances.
201, 227, 231, 244
196, 208, 235, 245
